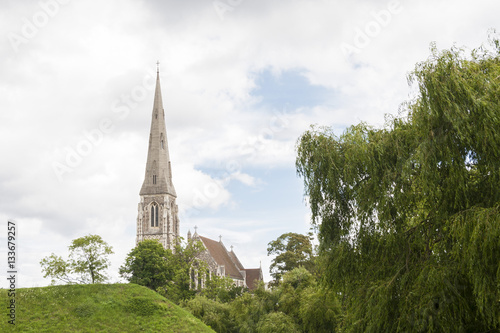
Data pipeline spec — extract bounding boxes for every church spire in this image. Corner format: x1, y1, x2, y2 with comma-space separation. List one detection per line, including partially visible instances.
140, 63, 176, 197
136, 62, 180, 251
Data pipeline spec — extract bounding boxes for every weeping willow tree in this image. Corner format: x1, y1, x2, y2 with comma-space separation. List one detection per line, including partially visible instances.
296, 38, 500, 332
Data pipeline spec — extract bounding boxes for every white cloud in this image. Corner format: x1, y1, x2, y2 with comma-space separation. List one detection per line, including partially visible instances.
175, 162, 232, 212
229, 171, 257, 187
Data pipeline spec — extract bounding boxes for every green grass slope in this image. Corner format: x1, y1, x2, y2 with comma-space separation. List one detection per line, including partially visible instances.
1, 283, 214, 332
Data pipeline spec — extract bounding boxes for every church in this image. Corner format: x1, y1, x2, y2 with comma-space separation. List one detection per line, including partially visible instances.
187, 228, 263, 290
136, 63, 263, 290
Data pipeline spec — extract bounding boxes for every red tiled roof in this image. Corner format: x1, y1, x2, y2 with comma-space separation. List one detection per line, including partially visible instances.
243, 268, 263, 290
199, 236, 243, 280
228, 250, 244, 270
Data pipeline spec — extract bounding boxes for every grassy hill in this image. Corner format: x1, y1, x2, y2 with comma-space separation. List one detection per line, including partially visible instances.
0, 283, 214, 332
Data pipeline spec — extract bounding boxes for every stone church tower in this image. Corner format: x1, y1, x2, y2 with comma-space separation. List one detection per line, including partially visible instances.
136, 64, 179, 250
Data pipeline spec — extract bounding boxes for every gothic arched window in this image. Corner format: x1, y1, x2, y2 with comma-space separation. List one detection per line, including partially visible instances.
150, 203, 158, 227
161, 133, 164, 149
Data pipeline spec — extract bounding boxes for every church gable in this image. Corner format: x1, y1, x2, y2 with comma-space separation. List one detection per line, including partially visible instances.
189, 232, 263, 290
243, 268, 263, 291
198, 236, 244, 280
228, 250, 244, 271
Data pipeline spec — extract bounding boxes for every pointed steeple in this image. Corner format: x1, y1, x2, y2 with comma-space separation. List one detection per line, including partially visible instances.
136, 62, 180, 251
140, 63, 176, 197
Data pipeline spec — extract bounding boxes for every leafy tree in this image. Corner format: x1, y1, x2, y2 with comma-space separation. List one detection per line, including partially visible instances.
256, 312, 301, 333
296, 38, 500, 332
159, 238, 207, 303
119, 239, 172, 290
201, 274, 245, 303
276, 267, 340, 333
267, 232, 314, 284
40, 234, 113, 284
187, 267, 341, 333
120, 238, 207, 303
229, 282, 278, 333
299, 286, 340, 333
276, 266, 315, 319
184, 295, 237, 333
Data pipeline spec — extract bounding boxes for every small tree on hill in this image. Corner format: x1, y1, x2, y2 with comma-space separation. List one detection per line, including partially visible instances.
119, 239, 173, 290
40, 234, 113, 284
120, 237, 207, 303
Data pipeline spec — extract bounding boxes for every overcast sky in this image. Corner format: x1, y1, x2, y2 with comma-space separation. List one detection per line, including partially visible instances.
1, 0, 498, 287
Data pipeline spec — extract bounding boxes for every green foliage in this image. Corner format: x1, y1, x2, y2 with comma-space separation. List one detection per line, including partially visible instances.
158, 238, 207, 303
276, 267, 315, 322
267, 232, 315, 284
276, 267, 340, 333
39, 253, 72, 284
40, 234, 113, 284
185, 268, 340, 333
299, 286, 340, 333
296, 38, 500, 332
256, 312, 301, 333
0, 284, 214, 332
120, 237, 206, 304
230, 283, 279, 333
201, 274, 246, 303
184, 296, 237, 333
280, 265, 315, 290
119, 239, 172, 290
